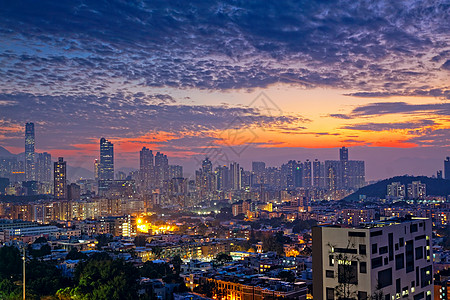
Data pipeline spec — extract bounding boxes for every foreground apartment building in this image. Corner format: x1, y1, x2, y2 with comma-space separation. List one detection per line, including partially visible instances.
313, 216, 433, 300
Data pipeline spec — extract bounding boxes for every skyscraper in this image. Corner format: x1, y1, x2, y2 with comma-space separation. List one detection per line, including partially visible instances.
445, 157, 450, 180
36, 152, 52, 183
230, 162, 241, 190
340, 146, 348, 161
54, 157, 67, 200
303, 159, 312, 188
99, 138, 114, 181
94, 159, 99, 181
25, 122, 35, 181
140, 147, 154, 190
154, 152, 169, 188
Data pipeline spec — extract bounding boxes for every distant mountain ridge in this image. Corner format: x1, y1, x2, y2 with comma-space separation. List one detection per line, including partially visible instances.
0, 145, 15, 157
0, 145, 94, 181
344, 175, 450, 202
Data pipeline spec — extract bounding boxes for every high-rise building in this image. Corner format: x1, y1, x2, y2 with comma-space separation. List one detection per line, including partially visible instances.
387, 182, 406, 199
25, 122, 35, 181
340, 146, 349, 161
154, 152, 169, 188
140, 147, 154, 190
54, 157, 67, 200
94, 159, 100, 181
36, 152, 52, 183
407, 181, 426, 200
313, 217, 433, 300
313, 159, 325, 188
230, 162, 241, 190
252, 161, 266, 185
303, 159, 312, 188
445, 157, 450, 180
169, 165, 183, 179
99, 138, 114, 181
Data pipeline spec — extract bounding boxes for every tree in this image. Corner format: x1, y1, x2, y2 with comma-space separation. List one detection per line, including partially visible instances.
66, 248, 88, 260
0, 246, 22, 280
214, 253, 232, 266
278, 270, 296, 282
170, 255, 183, 275
72, 259, 139, 299
134, 235, 147, 247
95, 234, 113, 250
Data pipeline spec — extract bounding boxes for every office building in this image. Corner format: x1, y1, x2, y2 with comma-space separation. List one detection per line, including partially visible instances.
99, 138, 114, 181
25, 122, 35, 181
445, 157, 450, 180
54, 157, 67, 200
313, 217, 433, 300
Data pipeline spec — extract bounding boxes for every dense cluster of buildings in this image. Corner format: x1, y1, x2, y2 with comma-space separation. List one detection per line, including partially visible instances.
1, 123, 450, 299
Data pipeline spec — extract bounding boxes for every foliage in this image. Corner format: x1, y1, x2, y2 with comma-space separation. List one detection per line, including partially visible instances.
66, 248, 88, 260
28, 243, 51, 258
278, 270, 296, 282
0, 246, 22, 280
262, 232, 288, 255
214, 253, 232, 266
26, 259, 69, 297
95, 234, 113, 250
343, 175, 450, 201
140, 261, 171, 279
134, 235, 148, 247
70, 258, 139, 300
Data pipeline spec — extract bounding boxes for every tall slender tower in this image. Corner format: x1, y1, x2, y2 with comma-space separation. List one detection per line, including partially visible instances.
25, 122, 35, 181
140, 147, 154, 190
99, 138, 114, 180
445, 157, 450, 180
54, 157, 67, 200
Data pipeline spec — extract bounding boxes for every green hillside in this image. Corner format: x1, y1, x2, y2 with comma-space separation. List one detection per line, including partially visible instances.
343, 176, 450, 202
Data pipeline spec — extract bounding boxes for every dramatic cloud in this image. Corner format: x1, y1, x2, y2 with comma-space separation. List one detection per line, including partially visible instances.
0, 0, 448, 94
350, 102, 450, 117
341, 120, 436, 131
0, 92, 307, 151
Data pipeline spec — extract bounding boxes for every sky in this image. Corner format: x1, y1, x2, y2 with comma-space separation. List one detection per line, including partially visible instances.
0, 0, 449, 181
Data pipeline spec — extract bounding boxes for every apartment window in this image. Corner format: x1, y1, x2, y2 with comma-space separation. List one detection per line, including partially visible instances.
372, 257, 382, 269
359, 244, 366, 255
399, 238, 404, 247
326, 288, 335, 300
415, 247, 423, 260
410, 224, 418, 233
379, 246, 388, 254
338, 261, 358, 284
349, 231, 366, 237
335, 248, 357, 254
395, 253, 404, 270
360, 261, 367, 274
378, 268, 393, 288
371, 230, 382, 237
414, 292, 424, 300
396, 278, 401, 294
329, 255, 334, 266
326, 270, 334, 278
358, 291, 368, 300
420, 266, 432, 288
406, 240, 414, 273
372, 243, 378, 254
385, 294, 391, 300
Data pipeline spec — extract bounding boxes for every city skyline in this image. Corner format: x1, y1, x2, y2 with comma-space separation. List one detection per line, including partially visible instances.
0, 1, 449, 181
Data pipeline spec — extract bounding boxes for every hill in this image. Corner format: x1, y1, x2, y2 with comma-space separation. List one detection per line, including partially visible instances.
0, 145, 15, 158
343, 176, 450, 202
